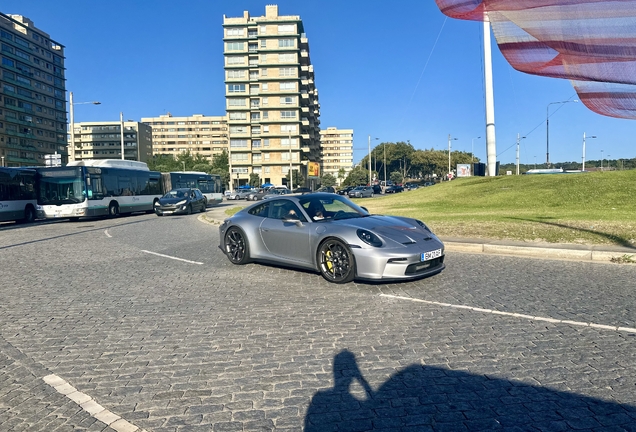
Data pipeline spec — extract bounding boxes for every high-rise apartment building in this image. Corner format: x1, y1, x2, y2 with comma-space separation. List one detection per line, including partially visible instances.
71, 121, 152, 162
141, 113, 228, 161
0, 13, 67, 167
223, 5, 320, 188
320, 127, 354, 185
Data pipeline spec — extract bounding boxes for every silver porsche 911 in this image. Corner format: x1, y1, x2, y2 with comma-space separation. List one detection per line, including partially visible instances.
218, 193, 445, 283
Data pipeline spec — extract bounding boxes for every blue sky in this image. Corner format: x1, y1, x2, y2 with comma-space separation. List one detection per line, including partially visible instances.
5, 0, 633, 166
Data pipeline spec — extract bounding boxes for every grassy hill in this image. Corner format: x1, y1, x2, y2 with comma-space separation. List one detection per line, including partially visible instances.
361, 170, 636, 246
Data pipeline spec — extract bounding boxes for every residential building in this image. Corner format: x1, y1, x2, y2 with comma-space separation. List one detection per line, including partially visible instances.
223, 4, 320, 188
0, 13, 67, 167
141, 113, 228, 162
71, 121, 152, 162
320, 127, 354, 185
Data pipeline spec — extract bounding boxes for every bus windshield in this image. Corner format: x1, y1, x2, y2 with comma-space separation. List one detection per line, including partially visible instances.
37, 168, 86, 205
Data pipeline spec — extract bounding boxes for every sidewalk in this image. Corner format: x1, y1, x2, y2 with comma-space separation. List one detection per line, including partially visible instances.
203, 201, 636, 263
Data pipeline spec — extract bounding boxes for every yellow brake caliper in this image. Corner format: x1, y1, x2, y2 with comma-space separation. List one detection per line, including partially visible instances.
326, 250, 333, 272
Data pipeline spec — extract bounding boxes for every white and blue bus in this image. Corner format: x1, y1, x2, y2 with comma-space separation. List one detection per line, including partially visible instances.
161, 171, 223, 206
0, 167, 38, 223
36, 159, 162, 220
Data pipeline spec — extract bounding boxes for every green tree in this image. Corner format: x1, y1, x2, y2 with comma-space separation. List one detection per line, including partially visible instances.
342, 165, 369, 187
337, 168, 346, 184
286, 170, 305, 189
249, 173, 260, 187
320, 173, 337, 187
390, 171, 403, 185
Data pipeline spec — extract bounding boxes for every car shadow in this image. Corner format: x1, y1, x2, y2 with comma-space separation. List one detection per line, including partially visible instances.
506, 216, 636, 250
305, 350, 636, 431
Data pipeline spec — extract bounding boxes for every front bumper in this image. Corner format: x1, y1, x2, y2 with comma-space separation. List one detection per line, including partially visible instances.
351, 243, 445, 281
155, 205, 189, 215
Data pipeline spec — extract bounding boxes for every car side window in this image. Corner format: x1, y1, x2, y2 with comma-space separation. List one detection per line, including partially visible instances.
269, 200, 306, 222
248, 202, 270, 218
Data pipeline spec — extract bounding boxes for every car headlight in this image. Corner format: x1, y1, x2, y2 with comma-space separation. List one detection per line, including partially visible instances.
357, 229, 382, 247
176, 200, 186, 206
415, 220, 431, 232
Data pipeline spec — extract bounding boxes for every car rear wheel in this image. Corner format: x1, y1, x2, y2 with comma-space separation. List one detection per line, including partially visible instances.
317, 238, 355, 283
224, 227, 250, 264
186, 204, 192, 215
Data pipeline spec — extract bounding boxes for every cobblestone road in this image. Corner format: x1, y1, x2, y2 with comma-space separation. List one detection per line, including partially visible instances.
1, 213, 635, 431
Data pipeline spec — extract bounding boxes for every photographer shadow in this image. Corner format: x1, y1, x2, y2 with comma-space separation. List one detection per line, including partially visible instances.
305, 350, 636, 431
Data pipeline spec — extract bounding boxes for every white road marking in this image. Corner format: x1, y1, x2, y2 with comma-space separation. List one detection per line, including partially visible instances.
141, 250, 203, 265
380, 294, 636, 334
43, 374, 146, 432
104, 230, 112, 238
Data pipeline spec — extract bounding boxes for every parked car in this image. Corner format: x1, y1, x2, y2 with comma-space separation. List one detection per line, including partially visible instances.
293, 187, 312, 194
348, 186, 374, 198
219, 193, 445, 283
371, 184, 382, 195
154, 188, 207, 216
248, 188, 281, 201
385, 185, 404, 194
423, 181, 435, 187
227, 188, 255, 200
316, 186, 336, 193
337, 186, 355, 196
405, 184, 419, 191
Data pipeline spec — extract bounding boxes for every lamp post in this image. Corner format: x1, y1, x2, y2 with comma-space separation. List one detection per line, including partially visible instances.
1, 156, 4, 167
534, 156, 537, 169
600, 150, 604, 171
471, 136, 481, 166
448, 134, 458, 179
546, 99, 578, 167
516, 134, 526, 175
288, 130, 293, 192
581, 132, 596, 172
68, 92, 100, 162
383, 142, 387, 187
367, 136, 378, 185
608, 155, 611, 170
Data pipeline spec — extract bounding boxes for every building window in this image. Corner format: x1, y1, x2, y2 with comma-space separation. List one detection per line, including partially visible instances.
260, 40, 267, 48
279, 67, 295, 77
260, 25, 267, 34
227, 28, 244, 37
278, 39, 295, 48
280, 82, 295, 91
227, 56, 245, 65
229, 112, 247, 120
262, 83, 268, 91
278, 53, 295, 62
278, 24, 295, 33
280, 96, 294, 105
230, 139, 248, 148
261, 68, 268, 76
280, 111, 296, 119
228, 84, 246, 93
229, 126, 247, 134
226, 42, 244, 51
281, 124, 297, 133
228, 98, 246, 106
228, 70, 245, 78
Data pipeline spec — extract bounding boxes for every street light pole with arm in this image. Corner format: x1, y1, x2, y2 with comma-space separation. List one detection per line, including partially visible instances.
582, 132, 596, 172
448, 134, 458, 178
68, 92, 100, 162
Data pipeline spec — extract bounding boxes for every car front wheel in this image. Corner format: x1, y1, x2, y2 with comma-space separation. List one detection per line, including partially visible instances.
224, 227, 250, 264
317, 238, 355, 283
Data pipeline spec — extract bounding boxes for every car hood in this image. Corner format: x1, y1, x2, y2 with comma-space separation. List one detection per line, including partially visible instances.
335, 215, 438, 247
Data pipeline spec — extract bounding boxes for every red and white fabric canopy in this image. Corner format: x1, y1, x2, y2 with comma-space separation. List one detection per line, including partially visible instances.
434, 0, 636, 119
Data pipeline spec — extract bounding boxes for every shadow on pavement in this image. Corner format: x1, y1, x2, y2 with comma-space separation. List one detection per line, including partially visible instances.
506, 216, 636, 250
304, 350, 636, 431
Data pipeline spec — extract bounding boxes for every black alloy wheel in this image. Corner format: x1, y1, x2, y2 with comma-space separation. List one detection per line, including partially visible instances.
317, 238, 356, 283
224, 227, 250, 264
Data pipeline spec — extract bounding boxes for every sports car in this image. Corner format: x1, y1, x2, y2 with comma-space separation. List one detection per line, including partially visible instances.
218, 193, 445, 283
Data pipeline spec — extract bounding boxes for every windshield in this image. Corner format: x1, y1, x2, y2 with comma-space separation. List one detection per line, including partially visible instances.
164, 189, 189, 199
37, 168, 86, 205
298, 195, 369, 221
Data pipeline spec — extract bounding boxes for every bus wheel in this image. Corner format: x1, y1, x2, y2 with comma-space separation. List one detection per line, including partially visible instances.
22, 205, 36, 223
108, 202, 119, 218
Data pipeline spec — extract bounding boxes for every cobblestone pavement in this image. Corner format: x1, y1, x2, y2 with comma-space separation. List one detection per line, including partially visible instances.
1, 213, 636, 431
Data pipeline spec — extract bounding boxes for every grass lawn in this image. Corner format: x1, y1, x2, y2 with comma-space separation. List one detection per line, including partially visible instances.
357, 170, 636, 246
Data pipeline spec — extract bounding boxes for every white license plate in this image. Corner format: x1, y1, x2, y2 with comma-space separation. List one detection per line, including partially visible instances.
421, 248, 442, 261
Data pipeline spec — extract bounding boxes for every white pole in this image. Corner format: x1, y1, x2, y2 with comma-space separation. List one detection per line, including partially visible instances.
289, 130, 293, 191
368, 135, 372, 185
582, 132, 586, 172
383, 143, 386, 186
120, 112, 125, 160
483, 19, 497, 176
69, 92, 75, 163
516, 133, 520, 175
447, 134, 452, 176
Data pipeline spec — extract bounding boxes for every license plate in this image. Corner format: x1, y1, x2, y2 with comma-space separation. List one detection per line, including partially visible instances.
421, 248, 442, 261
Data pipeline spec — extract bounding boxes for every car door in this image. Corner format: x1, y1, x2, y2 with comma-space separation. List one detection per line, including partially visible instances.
259, 199, 313, 264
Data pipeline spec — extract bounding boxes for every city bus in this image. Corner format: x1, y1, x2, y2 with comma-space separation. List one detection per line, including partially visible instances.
161, 171, 223, 206
0, 167, 37, 223
36, 159, 162, 220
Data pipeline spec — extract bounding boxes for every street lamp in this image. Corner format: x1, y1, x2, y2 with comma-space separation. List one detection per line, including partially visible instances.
600, 150, 604, 171
448, 134, 458, 179
383, 142, 387, 187
471, 136, 481, 166
68, 92, 101, 162
546, 99, 578, 167
289, 130, 293, 192
581, 132, 596, 172
368, 135, 378, 185
516, 134, 526, 175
